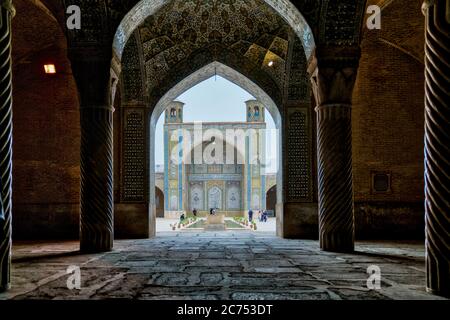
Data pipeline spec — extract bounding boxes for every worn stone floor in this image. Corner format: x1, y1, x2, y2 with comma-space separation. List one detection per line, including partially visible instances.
0, 231, 446, 300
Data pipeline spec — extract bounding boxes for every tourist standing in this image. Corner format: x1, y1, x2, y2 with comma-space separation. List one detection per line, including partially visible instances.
193, 208, 197, 217
248, 209, 253, 222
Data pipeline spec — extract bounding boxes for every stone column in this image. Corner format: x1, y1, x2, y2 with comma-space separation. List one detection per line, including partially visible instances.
308, 47, 360, 253
423, 0, 450, 297
0, 0, 14, 292
70, 50, 114, 252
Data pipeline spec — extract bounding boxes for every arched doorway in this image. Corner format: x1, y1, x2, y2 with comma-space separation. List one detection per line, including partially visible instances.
114, 0, 316, 239
266, 185, 277, 217
147, 61, 285, 234
155, 187, 164, 218
11, 0, 80, 239
181, 137, 248, 218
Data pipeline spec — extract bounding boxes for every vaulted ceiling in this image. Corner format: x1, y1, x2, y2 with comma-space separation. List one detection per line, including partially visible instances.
122, 0, 306, 106
141, 0, 290, 93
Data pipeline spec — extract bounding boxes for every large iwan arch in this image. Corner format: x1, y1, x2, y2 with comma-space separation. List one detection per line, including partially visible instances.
113, 0, 316, 61
115, 2, 317, 239
146, 61, 285, 236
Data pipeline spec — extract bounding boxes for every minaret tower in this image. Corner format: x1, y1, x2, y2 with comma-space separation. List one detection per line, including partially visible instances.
244, 100, 266, 211
164, 101, 185, 217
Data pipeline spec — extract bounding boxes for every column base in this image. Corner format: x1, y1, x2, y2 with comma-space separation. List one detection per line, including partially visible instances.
79, 244, 113, 254
426, 287, 450, 298
0, 283, 11, 293
278, 202, 318, 239
320, 233, 354, 253
114, 203, 153, 239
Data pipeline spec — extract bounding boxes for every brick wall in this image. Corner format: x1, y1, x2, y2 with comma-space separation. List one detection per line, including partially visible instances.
352, 0, 425, 238
11, 0, 80, 239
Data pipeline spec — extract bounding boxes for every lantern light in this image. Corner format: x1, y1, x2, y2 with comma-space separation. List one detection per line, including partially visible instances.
44, 64, 56, 74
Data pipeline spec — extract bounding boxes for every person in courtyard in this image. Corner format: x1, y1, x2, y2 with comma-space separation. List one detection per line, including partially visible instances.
262, 210, 268, 222
180, 213, 185, 222
248, 209, 253, 222
192, 208, 197, 217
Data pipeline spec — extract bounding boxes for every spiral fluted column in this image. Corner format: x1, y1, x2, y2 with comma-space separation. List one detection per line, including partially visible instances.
316, 104, 354, 252
70, 53, 114, 253
423, 0, 450, 297
79, 106, 114, 252
0, 0, 14, 292
308, 46, 360, 253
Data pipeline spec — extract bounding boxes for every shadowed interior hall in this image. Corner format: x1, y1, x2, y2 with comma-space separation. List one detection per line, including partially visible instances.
0, 0, 448, 300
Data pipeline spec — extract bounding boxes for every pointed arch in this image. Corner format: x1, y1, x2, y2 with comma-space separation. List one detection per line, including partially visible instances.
113, 0, 315, 61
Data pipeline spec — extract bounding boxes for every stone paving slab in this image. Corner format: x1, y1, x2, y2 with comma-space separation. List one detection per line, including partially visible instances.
0, 232, 447, 300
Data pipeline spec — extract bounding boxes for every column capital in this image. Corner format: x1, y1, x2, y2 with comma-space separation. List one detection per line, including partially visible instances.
308, 45, 361, 71
68, 47, 114, 109
308, 45, 361, 107
315, 104, 352, 120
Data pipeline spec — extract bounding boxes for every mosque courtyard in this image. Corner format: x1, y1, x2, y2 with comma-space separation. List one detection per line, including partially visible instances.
0, 226, 442, 300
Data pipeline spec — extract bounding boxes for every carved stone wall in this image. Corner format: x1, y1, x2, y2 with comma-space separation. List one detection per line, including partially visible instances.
122, 35, 143, 102
285, 108, 313, 202
287, 37, 310, 102
122, 109, 146, 202
283, 32, 314, 204
119, 26, 148, 205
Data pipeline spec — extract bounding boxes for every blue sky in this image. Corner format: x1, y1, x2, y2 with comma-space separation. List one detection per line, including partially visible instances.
154, 75, 277, 172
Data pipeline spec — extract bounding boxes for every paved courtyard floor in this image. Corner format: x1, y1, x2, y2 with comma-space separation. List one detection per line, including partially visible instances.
0, 232, 446, 300
156, 217, 276, 232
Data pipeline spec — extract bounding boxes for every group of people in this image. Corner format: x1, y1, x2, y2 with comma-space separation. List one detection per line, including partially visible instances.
248, 209, 268, 222
183, 208, 269, 223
